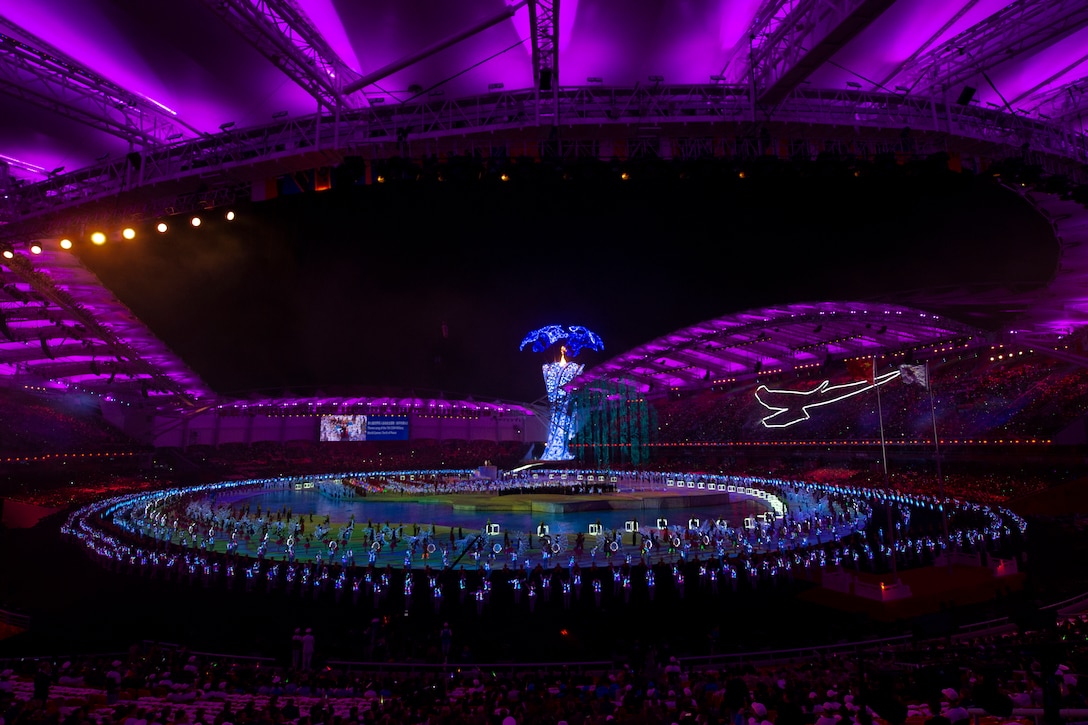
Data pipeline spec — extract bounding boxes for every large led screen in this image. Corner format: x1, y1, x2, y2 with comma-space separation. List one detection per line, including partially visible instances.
319, 415, 409, 441
319, 415, 366, 441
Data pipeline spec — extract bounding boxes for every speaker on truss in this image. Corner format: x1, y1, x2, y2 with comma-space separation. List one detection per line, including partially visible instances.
539, 68, 553, 92
955, 86, 976, 105
126, 151, 142, 171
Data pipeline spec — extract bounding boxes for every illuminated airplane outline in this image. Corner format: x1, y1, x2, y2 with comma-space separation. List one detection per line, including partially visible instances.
755, 370, 901, 428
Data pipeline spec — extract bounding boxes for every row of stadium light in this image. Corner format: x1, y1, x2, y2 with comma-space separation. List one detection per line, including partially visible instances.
1, 451, 140, 464
0, 211, 238, 259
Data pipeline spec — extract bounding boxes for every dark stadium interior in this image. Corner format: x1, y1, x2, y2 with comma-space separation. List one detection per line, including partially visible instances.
5, 1, 1088, 724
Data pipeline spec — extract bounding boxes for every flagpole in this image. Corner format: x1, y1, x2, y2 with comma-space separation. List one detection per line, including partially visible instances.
926, 361, 950, 552
873, 355, 898, 583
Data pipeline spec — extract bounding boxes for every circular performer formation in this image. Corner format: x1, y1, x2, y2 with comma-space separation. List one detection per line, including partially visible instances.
59, 467, 1028, 617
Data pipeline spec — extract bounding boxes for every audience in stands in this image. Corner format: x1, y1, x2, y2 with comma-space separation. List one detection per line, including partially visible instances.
2, 613, 1087, 725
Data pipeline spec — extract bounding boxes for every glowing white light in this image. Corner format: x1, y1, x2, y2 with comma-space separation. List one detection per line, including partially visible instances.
91, 232, 107, 245
156, 222, 168, 233
60, 239, 73, 250
191, 216, 201, 227
142, 95, 177, 115
0, 154, 47, 174
122, 228, 136, 240
755, 370, 900, 428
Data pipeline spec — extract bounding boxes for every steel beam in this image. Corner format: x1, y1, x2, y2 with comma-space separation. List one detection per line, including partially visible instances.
746, 0, 896, 105
1019, 76, 1088, 127
0, 16, 199, 147
344, 2, 527, 96
888, 0, 1088, 100
1, 84, 1087, 235
528, 0, 559, 125
0, 341, 111, 364
0, 252, 199, 407
205, 0, 363, 111
874, 0, 983, 92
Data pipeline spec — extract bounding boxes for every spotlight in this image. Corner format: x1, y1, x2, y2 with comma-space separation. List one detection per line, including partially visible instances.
620, 172, 630, 181
376, 175, 385, 184
500, 173, 509, 182
2, 249, 13, 259
91, 231, 107, 245
219, 121, 235, 130
121, 228, 136, 240
60, 239, 73, 250
272, 110, 288, 119
30, 243, 42, 254
190, 216, 201, 227
156, 222, 168, 233
225, 210, 235, 221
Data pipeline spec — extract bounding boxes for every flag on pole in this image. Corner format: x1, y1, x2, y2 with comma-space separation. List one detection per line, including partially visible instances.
899, 363, 928, 389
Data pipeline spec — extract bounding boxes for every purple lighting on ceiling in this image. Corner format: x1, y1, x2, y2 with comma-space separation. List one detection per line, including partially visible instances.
975, 27, 1088, 107
806, 0, 1010, 89
718, 0, 763, 51
509, 0, 579, 58
557, 0, 729, 85
298, 0, 362, 72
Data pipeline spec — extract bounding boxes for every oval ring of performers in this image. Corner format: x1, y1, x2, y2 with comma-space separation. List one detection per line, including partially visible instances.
59, 468, 1027, 611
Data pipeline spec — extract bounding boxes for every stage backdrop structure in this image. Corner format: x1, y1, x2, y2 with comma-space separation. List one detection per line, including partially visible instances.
520, 325, 604, 461
570, 378, 656, 469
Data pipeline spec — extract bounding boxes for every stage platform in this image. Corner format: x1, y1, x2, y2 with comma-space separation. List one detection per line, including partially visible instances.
449, 490, 737, 514
797, 561, 1026, 622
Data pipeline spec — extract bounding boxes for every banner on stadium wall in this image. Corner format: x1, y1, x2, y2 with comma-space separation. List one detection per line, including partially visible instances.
319, 415, 409, 441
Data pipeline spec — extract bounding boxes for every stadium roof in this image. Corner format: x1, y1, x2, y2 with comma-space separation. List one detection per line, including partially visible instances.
0, 241, 214, 408
572, 300, 982, 395
0, 0, 1086, 199
574, 187, 1088, 396
2, 0, 1088, 410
